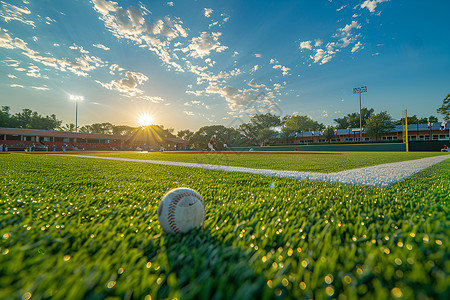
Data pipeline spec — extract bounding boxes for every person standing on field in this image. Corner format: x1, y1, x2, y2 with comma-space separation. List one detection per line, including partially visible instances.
208, 135, 216, 151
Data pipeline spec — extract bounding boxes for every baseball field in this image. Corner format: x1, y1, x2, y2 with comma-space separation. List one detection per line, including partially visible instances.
1, 152, 449, 299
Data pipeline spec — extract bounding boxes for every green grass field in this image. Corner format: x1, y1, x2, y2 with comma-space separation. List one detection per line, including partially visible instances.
77, 151, 448, 173
0, 154, 449, 299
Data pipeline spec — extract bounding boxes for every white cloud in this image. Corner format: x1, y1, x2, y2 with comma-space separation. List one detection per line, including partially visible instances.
254, 54, 262, 58
248, 79, 265, 88
92, 0, 187, 72
321, 110, 328, 118
140, 96, 164, 103
69, 44, 90, 54
93, 43, 110, 51
184, 111, 194, 116
273, 65, 290, 76
314, 39, 323, 47
269, 58, 278, 64
26, 65, 41, 77
337, 5, 347, 12
167, 2, 174, 6
186, 90, 203, 96
299, 41, 312, 50
183, 32, 228, 58
96, 71, 149, 96
251, 65, 259, 72
109, 63, 124, 75
3, 59, 20, 67
204, 8, 213, 18
340, 20, 361, 33
7, 74, 16, 78
0, 2, 35, 27
10, 84, 24, 88
31, 86, 50, 91
360, 0, 390, 13
351, 41, 362, 53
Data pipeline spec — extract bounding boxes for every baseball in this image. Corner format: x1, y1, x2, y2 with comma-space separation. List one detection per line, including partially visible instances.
157, 188, 206, 234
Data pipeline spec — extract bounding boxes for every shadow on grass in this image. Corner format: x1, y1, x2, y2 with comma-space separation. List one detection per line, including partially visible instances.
150, 228, 276, 300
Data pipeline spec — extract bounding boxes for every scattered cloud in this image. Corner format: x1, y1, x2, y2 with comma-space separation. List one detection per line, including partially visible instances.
31, 86, 50, 91
204, 8, 213, 18
92, 0, 188, 72
96, 71, 149, 96
183, 32, 228, 58
26, 65, 41, 77
109, 63, 124, 75
10, 84, 24, 88
7, 74, 16, 78
337, 5, 348, 12
167, 2, 174, 7
69, 44, 89, 54
248, 79, 266, 88
301, 20, 361, 65
359, 0, 390, 13
184, 111, 194, 116
93, 43, 110, 51
299, 41, 312, 50
140, 96, 164, 103
254, 53, 262, 58
0, 2, 35, 27
273, 64, 291, 76
351, 41, 363, 53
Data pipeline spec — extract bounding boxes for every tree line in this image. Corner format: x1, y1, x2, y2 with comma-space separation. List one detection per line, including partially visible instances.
1, 93, 448, 148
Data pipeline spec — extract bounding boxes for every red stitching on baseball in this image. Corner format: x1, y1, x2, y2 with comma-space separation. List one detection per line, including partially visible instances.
166, 190, 204, 233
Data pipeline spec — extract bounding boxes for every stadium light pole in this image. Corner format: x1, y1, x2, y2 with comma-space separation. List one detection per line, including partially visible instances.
70, 95, 84, 132
353, 86, 367, 141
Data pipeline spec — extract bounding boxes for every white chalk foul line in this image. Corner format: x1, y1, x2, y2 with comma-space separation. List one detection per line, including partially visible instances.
60, 154, 450, 187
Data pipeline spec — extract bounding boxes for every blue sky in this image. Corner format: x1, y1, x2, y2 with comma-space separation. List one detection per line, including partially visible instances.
1, 0, 449, 131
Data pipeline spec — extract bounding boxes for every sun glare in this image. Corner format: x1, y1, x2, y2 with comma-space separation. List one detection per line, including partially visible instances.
138, 114, 154, 127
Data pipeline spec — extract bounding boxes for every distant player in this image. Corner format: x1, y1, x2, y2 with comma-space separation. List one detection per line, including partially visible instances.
208, 135, 216, 151
223, 141, 228, 149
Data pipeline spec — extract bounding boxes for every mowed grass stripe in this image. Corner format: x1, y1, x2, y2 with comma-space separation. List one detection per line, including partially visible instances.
75, 151, 448, 173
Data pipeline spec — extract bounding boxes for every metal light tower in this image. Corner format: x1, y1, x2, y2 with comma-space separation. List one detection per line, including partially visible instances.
353, 86, 367, 141
70, 95, 84, 132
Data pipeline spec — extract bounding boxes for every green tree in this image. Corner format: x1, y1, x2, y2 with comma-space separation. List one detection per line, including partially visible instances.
257, 128, 276, 145
283, 115, 325, 132
365, 111, 395, 141
29, 114, 62, 130
177, 129, 194, 141
323, 127, 336, 143
428, 115, 439, 123
112, 125, 135, 136
190, 125, 244, 149
334, 108, 374, 129
395, 115, 420, 126
437, 94, 450, 121
60, 123, 76, 132
239, 113, 281, 140
0, 106, 13, 127
12, 109, 34, 128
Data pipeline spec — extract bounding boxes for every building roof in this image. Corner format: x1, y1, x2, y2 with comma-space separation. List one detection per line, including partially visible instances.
0, 127, 127, 140
0, 127, 187, 144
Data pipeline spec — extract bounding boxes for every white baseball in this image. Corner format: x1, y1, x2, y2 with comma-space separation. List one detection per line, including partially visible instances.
157, 188, 206, 234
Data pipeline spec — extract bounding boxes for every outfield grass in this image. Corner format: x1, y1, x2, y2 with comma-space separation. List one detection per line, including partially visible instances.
0, 154, 449, 299
76, 151, 449, 173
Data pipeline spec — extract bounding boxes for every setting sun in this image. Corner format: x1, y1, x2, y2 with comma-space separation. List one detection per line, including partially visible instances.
137, 114, 154, 127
